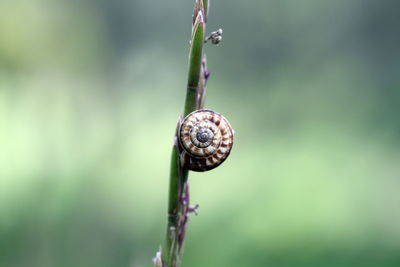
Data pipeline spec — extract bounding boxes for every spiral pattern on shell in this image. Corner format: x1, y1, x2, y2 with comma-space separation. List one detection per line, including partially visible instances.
178, 109, 234, 171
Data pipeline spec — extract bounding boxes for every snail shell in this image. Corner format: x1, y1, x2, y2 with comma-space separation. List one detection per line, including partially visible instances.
178, 109, 234, 171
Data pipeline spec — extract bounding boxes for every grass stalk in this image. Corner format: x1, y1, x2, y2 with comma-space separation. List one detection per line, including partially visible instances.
155, 1, 210, 266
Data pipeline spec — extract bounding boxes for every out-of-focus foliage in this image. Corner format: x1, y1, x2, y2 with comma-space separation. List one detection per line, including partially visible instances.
1, 0, 400, 266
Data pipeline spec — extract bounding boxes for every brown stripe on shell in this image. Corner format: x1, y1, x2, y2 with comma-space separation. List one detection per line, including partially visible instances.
217, 149, 227, 156
212, 153, 220, 160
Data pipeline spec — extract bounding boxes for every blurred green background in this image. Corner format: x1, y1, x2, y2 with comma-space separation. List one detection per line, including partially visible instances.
1, 0, 400, 266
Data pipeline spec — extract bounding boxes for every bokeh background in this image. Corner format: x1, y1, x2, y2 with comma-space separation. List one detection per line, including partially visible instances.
1, 0, 400, 266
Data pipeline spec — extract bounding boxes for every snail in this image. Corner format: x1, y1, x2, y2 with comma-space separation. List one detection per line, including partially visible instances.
178, 109, 234, 171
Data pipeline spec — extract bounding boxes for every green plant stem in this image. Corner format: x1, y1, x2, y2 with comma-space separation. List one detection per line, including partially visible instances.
184, 14, 205, 116
160, 1, 208, 267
